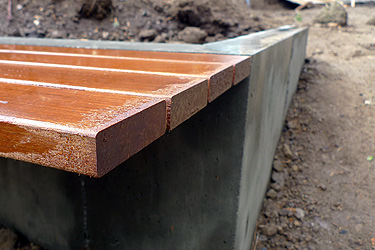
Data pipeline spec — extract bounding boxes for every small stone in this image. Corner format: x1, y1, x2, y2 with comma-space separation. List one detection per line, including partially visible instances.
283, 144, 295, 159
305, 234, 312, 241
261, 224, 277, 237
271, 182, 283, 191
317, 183, 327, 191
50, 30, 65, 38
267, 189, 278, 199
271, 171, 285, 191
292, 165, 299, 171
286, 232, 294, 241
0, 228, 17, 250
214, 33, 225, 41
355, 224, 363, 232
366, 16, 375, 25
279, 209, 289, 217
139, 29, 158, 41
258, 234, 268, 241
263, 209, 278, 219
153, 35, 166, 43
272, 171, 284, 184
287, 118, 300, 129
294, 220, 301, 227
272, 210, 279, 218
205, 36, 217, 43
33, 19, 40, 26
177, 27, 208, 44
295, 208, 305, 219
273, 160, 284, 172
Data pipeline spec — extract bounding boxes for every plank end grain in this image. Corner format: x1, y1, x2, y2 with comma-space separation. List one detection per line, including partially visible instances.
95, 100, 166, 177
207, 65, 234, 103
233, 57, 252, 85
168, 79, 208, 130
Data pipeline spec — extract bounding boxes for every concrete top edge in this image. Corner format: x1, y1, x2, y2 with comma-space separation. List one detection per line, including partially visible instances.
203, 26, 308, 55
0, 26, 308, 56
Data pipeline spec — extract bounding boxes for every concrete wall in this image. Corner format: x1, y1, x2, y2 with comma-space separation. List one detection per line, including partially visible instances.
0, 27, 307, 250
235, 31, 307, 250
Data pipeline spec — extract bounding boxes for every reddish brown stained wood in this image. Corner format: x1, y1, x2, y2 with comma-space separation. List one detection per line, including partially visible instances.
0, 45, 251, 101
231, 57, 252, 85
0, 62, 203, 96
207, 65, 234, 102
168, 81, 208, 129
96, 101, 166, 176
0, 63, 208, 129
0, 44, 252, 176
0, 52, 229, 76
0, 82, 166, 177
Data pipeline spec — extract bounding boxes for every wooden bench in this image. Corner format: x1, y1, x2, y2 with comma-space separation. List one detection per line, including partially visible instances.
0, 45, 250, 177
0, 44, 251, 177
0, 27, 308, 250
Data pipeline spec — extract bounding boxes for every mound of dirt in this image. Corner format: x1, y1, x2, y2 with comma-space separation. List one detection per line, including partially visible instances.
0, 0, 269, 43
313, 2, 347, 26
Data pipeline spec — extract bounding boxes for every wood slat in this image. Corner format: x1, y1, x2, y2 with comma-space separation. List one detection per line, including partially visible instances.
0, 45, 251, 100
0, 62, 208, 129
0, 82, 166, 177
0, 44, 251, 176
0, 51, 229, 76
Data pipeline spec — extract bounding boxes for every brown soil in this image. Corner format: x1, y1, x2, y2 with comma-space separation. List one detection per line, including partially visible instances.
254, 6, 375, 250
1, 1, 375, 249
0, 0, 276, 43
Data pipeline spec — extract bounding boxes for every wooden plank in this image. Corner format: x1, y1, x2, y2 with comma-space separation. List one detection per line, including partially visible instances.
0, 82, 166, 177
232, 57, 252, 85
0, 45, 251, 99
208, 65, 234, 102
0, 44, 252, 176
0, 51, 231, 77
0, 62, 208, 130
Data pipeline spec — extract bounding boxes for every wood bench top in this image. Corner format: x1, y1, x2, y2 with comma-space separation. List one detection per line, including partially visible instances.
0, 44, 251, 177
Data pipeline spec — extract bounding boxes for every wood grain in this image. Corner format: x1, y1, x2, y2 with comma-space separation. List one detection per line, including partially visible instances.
0, 62, 208, 129
0, 82, 166, 177
0, 44, 251, 176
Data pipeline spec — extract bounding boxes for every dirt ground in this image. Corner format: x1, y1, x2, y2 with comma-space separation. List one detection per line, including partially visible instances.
254, 5, 375, 250
0, 0, 274, 43
0, 0, 375, 249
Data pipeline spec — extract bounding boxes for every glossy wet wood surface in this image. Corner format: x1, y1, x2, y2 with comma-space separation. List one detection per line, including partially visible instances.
0, 44, 251, 177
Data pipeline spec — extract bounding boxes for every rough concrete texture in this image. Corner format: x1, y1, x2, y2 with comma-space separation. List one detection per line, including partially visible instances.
235, 30, 307, 250
0, 27, 307, 250
0, 26, 305, 56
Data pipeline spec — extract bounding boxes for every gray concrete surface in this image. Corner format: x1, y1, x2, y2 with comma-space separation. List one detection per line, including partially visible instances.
235, 29, 307, 250
0, 26, 303, 56
0, 27, 307, 250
